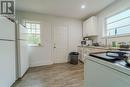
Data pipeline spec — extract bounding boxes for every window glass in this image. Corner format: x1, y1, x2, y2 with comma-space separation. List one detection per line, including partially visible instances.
36, 24, 40, 29
107, 9, 130, 24
117, 25, 130, 35
26, 23, 31, 28
107, 29, 115, 36
106, 9, 130, 36
107, 17, 130, 29
25, 21, 40, 45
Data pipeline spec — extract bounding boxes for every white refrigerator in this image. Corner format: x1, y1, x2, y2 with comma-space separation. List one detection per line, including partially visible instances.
0, 17, 16, 87
17, 24, 29, 78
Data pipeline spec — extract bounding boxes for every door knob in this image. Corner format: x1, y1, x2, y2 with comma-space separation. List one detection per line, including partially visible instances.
54, 43, 56, 48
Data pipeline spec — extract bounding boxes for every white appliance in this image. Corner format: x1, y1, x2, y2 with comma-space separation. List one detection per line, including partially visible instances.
17, 24, 29, 78
0, 17, 16, 87
86, 40, 92, 46
85, 55, 130, 87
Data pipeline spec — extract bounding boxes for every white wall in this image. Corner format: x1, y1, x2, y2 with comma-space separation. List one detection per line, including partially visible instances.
16, 11, 82, 67
97, 0, 130, 45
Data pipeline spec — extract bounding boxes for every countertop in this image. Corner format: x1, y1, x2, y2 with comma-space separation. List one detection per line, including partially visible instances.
78, 46, 130, 50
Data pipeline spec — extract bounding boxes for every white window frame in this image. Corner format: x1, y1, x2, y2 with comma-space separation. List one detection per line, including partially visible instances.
25, 21, 41, 46
104, 8, 130, 38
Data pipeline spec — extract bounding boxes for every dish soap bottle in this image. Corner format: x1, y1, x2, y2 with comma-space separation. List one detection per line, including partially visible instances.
112, 41, 116, 47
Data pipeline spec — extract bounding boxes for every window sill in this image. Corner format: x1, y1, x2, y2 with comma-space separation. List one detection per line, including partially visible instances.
28, 44, 42, 47
101, 33, 130, 39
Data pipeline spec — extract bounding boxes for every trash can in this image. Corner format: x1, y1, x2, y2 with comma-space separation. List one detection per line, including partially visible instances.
69, 52, 79, 65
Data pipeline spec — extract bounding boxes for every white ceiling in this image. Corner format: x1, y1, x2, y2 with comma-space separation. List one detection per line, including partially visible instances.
16, 0, 116, 19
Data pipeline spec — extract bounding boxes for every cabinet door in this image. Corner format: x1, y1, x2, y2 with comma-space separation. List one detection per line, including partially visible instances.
77, 47, 83, 61
78, 47, 84, 62
87, 16, 97, 36
83, 21, 88, 37
0, 17, 15, 40
85, 59, 130, 87
83, 16, 97, 37
0, 41, 16, 87
83, 48, 90, 61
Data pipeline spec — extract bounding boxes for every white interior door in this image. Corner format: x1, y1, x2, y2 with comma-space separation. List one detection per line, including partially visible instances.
53, 25, 68, 63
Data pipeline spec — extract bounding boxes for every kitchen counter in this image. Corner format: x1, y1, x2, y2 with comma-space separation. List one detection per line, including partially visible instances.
77, 46, 110, 63
78, 46, 130, 50
78, 45, 130, 63
78, 46, 113, 50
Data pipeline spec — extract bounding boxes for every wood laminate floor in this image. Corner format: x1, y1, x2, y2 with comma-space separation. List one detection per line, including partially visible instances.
13, 63, 84, 87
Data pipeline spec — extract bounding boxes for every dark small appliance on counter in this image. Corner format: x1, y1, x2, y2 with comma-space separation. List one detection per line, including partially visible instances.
81, 40, 86, 46
119, 45, 130, 49
92, 43, 100, 46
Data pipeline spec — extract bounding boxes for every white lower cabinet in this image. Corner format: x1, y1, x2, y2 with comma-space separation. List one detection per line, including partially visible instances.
78, 47, 84, 62
85, 58, 130, 87
78, 47, 107, 62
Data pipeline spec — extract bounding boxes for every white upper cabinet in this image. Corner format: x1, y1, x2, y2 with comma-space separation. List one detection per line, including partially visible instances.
83, 16, 97, 37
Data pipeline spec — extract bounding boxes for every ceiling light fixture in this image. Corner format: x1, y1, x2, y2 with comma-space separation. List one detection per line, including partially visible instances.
81, 5, 86, 9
